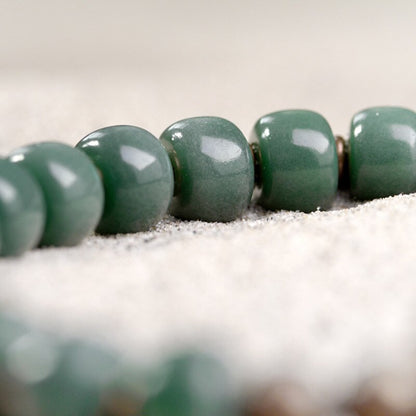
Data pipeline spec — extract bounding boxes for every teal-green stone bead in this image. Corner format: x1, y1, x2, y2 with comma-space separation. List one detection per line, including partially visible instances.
160, 116, 254, 222
76, 125, 174, 234
349, 106, 416, 200
251, 110, 338, 212
8, 143, 104, 247
142, 352, 237, 416
0, 159, 45, 256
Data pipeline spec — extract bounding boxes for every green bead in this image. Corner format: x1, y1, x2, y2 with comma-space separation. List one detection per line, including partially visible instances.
5, 331, 60, 386
3, 332, 119, 416
252, 110, 338, 212
1, 326, 57, 416
0, 315, 29, 361
160, 116, 254, 222
76, 125, 174, 234
0, 159, 45, 256
33, 341, 118, 416
349, 106, 416, 200
8, 142, 104, 247
142, 352, 237, 416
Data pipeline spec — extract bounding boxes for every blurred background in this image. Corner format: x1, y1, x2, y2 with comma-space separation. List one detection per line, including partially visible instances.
1, 0, 416, 148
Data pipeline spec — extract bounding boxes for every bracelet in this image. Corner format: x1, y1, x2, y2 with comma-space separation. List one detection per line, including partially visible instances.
1, 106, 415, 416
1, 105, 414, 257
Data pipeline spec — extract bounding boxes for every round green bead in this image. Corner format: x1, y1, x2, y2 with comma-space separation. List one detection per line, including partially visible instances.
8, 143, 104, 247
142, 352, 237, 416
349, 106, 416, 200
251, 110, 338, 212
0, 159, 45, 256
76, 125, 174, 234
160, 116, 254, 222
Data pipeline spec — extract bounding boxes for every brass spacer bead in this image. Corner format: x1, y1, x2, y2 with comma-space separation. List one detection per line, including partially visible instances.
335, 135, 350, 189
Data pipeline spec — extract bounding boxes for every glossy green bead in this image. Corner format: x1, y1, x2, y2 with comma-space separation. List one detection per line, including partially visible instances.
252, 110, 338, 212
142, 352, 237, 416
160, 116, 254, 222
0, 159, 45, 256
349, 106, 416, 200
9, 143, 104, 247
76, 125, 174, 234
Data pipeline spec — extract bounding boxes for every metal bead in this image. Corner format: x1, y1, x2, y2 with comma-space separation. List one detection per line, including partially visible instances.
335, 135, 350, 190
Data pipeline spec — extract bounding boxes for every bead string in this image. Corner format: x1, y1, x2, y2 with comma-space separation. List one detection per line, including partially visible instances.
1, 106, 415, 415
2, 106, 413, 256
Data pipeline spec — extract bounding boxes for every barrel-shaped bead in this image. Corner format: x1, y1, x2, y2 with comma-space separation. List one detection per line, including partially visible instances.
160, 116, 254, 222
0, 159, 45, 256
349, 106, 416, 200
76, 125, 174, 234
8, 143, 104, 247
251, 110, 338, 212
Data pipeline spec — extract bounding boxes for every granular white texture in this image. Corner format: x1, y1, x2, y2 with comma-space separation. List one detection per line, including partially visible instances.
2, 192, 416, 405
